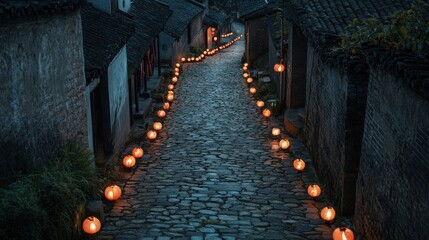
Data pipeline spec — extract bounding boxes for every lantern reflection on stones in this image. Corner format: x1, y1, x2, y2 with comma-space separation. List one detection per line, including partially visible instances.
163, 102, 170, 110
246, 77, 253, 84
293, 159, 306, 171
256, 100, 265, 108
157, 110, 166, 118
153, 122, 163, 131
307, 184, 321, 198
249, 87, 256, 95
271, 127, 281, 137
320, 206, 336, 222
122, 155, 136, 168
147, 130, 157, 140
82, 216, 101, 235
104, 185, 122, 201
279, 139, 290, 149
132, 147, 144, 158
333, 227, 354, 240
262, 109, 271, 118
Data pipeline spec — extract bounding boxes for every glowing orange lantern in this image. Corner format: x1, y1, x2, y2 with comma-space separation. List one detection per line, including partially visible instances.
249, 87, 257, 94
166, 94, 174, 102
153, 122, 163, 131
122, 155, 136, 168
279, 139, 290, 149
243, 66, 248, 71
157, 110, 166, 118
82, 216, 101, 235
246, 77, 253, 84
244, 63, 248, 67
187, 57, 191, 62
243, 72, 250, 78
256, 100, 265, 108
274, 63, 285, 72
210, 27, 216, 34
174, 67, 180, 72
181, 57, 186, 62
104, 185, 122, 201
203, 50, 207, 55
168, 90, 174, 95
262, 109, 271, 118
175, 63, 180, 68
172, 76, 178, 83
293, 159, 306, 171
132, 147, 144, 158
307, 184, 322, 198
168, 84, 174, 90
191, 57, 195, 61
320, 206, 336, 222
174, 72, 179, 76
147, 130, 157, 140
333, 227, 354, 240
213, 36, 218, 41
163, 102, 170, 110
271, 127, 281, 136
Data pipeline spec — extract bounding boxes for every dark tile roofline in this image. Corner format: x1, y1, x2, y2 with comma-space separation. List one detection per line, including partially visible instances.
186, 0, 205, 9
81, 5, 134, 78
161, 0, 204, 39
283, 0, 429, 100
240, 2, 277, 20
127, 0, 172, 68
0, 0, 86, 21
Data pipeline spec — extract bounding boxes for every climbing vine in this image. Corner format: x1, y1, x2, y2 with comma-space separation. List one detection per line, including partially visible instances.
333, 0, 429, 58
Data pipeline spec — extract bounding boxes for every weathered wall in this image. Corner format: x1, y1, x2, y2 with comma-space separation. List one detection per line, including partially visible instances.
354, 68, 429, 239
88, 0, 112, 14
304, 46, 347, 210
159, 32, 175, 64
0, 11, 87, 175
268, 31, 281, 101
246, 17, 268, 64
189, 15, 205, 50
107, 46, 130, 153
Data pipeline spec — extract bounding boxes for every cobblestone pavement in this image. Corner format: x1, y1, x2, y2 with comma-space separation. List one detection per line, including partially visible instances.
101, 24, 333, 240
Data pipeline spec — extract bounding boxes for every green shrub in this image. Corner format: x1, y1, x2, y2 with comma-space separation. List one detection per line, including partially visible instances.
0, 143, 98, 240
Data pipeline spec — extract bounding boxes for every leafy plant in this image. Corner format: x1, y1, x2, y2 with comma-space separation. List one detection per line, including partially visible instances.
333, 0, 429, 58
0, 143, 99, 240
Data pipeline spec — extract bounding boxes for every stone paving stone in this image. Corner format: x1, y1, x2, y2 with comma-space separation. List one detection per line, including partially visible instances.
100, 23, 334, 239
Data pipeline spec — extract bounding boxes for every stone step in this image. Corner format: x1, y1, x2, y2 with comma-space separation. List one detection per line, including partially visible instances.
283, 108, 305, 138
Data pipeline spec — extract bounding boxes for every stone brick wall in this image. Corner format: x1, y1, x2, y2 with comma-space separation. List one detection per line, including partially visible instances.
304, 46, 347, 211
0, 11, 87, 176
354, 68, 429, 239
246, 17, 268, 64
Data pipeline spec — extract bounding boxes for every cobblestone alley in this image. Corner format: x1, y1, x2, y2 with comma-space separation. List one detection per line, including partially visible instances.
101, 24, 333, 240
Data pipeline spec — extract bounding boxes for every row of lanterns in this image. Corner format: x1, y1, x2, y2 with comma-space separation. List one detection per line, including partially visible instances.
82, 63, 186, 236
180, 34, 243, 63
242, 62, 355, 240
221, 32, 233, 38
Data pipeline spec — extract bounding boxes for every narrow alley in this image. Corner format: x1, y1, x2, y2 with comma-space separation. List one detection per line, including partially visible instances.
101, 24, 331, 240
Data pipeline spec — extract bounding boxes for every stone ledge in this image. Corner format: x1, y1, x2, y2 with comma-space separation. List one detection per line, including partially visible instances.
283, 108, 305, 138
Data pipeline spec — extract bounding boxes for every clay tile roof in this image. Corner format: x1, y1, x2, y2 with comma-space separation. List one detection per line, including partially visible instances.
0, 0, 85, 21
127, 0, 172, 68
160, 0, 204, 38
285, 0, 429, 100
81, 5, 134, 75
237, 0, 268, 17
284, 0, 414, 47
206, 9, 228, 24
